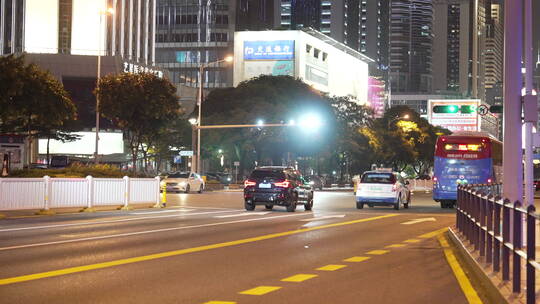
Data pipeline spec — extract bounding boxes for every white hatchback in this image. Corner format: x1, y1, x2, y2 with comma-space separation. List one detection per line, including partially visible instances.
355, 171, 410, 210
162, 172, 205, 193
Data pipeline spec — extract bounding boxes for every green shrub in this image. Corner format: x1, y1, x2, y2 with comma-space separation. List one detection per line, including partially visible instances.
5, 164, 152, 178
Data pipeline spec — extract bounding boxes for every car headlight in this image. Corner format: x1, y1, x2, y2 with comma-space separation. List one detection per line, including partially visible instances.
179, 182, 187, 187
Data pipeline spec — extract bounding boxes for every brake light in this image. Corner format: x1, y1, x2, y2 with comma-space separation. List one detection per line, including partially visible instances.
487, 178, 492, 183
433, 176, 438, 182
244, 180, 256, 187
392, 183, 397, 192
274, 180, 291, 188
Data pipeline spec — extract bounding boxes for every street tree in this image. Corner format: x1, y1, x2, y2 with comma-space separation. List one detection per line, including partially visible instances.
202, 75, 336, 175
96, 72, 181, 171
0, 55, 78, 164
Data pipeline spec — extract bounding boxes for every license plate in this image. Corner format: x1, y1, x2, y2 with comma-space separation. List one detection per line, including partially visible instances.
259, 183, 271, 189
370, 186, 382, 191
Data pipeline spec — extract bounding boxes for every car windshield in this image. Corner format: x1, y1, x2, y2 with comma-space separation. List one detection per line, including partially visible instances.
168, 173, 189, 178
250, 170, 286, 180
361, 173, 395, 184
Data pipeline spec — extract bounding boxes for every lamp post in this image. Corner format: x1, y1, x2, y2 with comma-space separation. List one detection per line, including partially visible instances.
188, 117, 197, 172
94, 7, 115, 164
196, 56, 233, 174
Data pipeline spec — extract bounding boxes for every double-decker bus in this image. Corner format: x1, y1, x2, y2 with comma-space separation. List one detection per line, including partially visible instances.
433, 131, 502, 208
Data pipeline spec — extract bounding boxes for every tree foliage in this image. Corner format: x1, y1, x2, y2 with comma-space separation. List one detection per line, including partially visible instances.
0, 54, 78, 166
96, 72, 181, 171
202, 75, 336, 175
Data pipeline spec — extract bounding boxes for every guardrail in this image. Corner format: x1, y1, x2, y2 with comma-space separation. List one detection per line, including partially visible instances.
0, 176, 160, 211
456, 184, 538, 304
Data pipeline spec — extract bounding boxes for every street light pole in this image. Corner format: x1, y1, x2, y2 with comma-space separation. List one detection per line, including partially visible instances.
94, 7, 114, 165
195, 56, 233, 175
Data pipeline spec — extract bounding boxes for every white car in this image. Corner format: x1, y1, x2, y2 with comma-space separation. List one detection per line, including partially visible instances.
162, 172, 205, 193
355, 171, 411, 210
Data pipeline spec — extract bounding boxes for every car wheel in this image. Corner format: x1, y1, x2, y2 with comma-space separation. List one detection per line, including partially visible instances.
265, 204, 274, 210
304, 196, 313, 211
184, 185, 190, 194
394, 197, 400, 210
440, 200, 448, 208
198, 184, 204, 193
404, 202, 409, 209
245, 200, 255, 211
356, 201, 364, 209
286, 194, 297, 212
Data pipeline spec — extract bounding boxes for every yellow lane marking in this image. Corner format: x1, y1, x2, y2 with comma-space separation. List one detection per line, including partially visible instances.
385, 244, 406, 248
366, 250, 389, 255
419, 227, 448, 239
438, 234, 483, 304
316, 264, 347, 271
204, 302, 236, 304
239, 286, 282, 295
0, 214, 398, 286
404, 239, 420, 243
281, 274, 318, 282
343, 256, 371, 263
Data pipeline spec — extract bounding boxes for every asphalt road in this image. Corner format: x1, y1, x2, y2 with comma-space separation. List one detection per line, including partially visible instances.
0, 190, 476, 304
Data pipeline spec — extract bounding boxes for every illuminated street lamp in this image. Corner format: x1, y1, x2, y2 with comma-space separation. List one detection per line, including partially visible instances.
196, 56, 233, 174
94, 7, 115, 164
189, 117, 198, 172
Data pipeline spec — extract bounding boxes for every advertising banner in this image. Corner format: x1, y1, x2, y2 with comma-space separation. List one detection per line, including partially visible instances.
244, 40, 295, 60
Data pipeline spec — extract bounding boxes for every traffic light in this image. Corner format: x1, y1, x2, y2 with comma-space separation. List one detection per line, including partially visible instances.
489, 105, 503, 113
432, 105, 459, 113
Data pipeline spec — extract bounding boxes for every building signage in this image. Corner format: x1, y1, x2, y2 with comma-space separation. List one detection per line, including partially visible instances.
244, 40, 295, 60
179, 150, 194, 156
123, 62, 164, 78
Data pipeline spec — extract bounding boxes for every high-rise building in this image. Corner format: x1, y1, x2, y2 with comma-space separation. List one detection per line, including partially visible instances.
237, 0, 275, 31
155, 0, 235, 89
432, 0, 495, 101
1, 0, 156, 64
358, 0, 390, 78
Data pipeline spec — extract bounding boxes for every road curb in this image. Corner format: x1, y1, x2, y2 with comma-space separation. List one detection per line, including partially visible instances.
447, 227, 509, 304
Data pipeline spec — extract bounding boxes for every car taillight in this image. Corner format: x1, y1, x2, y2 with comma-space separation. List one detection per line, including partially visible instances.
392, 183, 397, 192
487, 178, 492, 183
244, 180, 256, 187
274, 180, 291, 188
433, 176, 438, 182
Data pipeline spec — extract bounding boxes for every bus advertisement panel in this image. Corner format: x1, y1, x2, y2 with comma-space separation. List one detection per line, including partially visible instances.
432, 132, 502, 208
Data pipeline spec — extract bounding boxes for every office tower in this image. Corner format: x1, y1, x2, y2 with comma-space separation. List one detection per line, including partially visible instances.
1, 0, 156, 64
388, 0, 434, 93
358, 0, 390, 78
155, 0, 235, 88
237, 0, 275, 31
484, 4, 502, 91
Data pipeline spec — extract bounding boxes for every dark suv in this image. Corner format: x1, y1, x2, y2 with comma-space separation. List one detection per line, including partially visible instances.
243, 166, 314, 212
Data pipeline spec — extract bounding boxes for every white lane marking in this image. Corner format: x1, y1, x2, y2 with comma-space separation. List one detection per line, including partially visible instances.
131, 209, 195, 215
214, 212, 270, 218
0, 210, 242, 233
0, 213, 310, 251
401, 217, 437, 225
170, 206, 236, 210
299, 215, 346, 222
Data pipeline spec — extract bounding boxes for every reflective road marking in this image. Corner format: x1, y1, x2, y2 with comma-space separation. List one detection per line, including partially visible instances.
239, 286, 282, 295
366, 250, 389, 255
385, 244, 406, 248
203, 301, 236, 304
404, 239, 421, 243
0, 214, 398, 285
343, 256, 371, 263
316, 264, 347, 271
281, 274, 318, 282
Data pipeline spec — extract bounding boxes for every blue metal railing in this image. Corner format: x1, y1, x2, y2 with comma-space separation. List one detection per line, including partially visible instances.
456, 184, 539, 304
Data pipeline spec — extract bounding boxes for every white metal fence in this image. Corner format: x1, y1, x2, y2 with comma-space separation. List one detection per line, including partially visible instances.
0, 176, 160, 211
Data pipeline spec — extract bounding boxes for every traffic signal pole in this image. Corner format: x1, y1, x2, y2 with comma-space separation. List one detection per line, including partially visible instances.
502, 0, 523, 204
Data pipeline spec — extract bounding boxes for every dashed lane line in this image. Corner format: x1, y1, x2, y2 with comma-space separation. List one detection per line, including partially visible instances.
281, 274, 318, 282
404, 239, 421, 243
438, 233, 483, 304
385, 244, 406, 248
203, 301, 236, 304
316, 264, 347, 271
343, 256, 371, 263
0, 214, 398, 285
239, 286, 282, 296
366, 249, 389, 255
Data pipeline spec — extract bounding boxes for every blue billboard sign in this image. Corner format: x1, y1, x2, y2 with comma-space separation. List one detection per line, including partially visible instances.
244, 40, 295, 60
